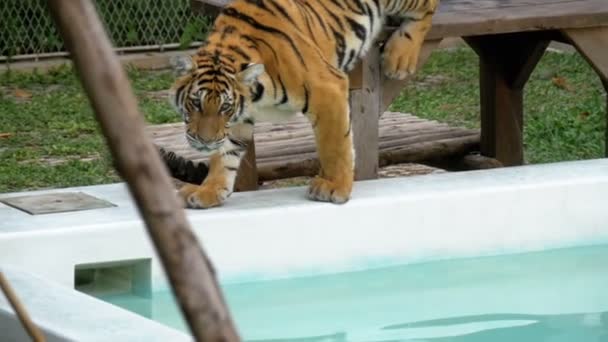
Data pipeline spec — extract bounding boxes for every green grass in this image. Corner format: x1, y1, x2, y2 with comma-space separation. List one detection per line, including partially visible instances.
0, 65, 180, 193
0, 47, 606, 193
390, 47, 606, 163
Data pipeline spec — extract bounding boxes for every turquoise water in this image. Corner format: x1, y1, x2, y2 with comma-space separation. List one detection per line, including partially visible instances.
98, 245, 608, 341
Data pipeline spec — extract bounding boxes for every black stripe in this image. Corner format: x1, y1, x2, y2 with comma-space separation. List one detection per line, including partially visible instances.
344, 50, 356, 70
222, 7, 307, 69
237, 95, 246, 118
302, 2, 329, 37
348, 0, 367, 14
242, 35, 279, 65
332, 29, 346, 69
229, 45, 251, 60
346, 16, 367, 41
365, 3, 374, 33
296, 3, 318, 44
227, 150, 241, 157
277, 75, 288, 105
197, 77, 231, 90
267, 0, 298, 26
221, 25, 237, 39
251, 83, 264, 102
372, 0, 381, 13
329, 0, 345, 10
229, 137, 248, 148
302, 84, 309, 114
315, 0, 345, 30
174, 84, 188, 107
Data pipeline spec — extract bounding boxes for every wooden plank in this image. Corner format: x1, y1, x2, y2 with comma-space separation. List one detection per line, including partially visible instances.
148, 112, 480, 183
429, 0, 608, 39
258, 134, 479, 181
350, 46, 381, 180
192, 0, 608, 40
562, 27, 608, 83
466, 32, 549, 166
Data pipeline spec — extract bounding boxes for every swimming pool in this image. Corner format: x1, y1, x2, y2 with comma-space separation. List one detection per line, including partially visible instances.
2, 159, 608, 341
96, 244, 608, 341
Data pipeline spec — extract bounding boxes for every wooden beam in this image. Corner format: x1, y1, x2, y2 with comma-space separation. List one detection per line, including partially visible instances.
466, 33, 549, 166
350, 46, 381, 180
562, 27, 608, 83
47, 2, 241, 341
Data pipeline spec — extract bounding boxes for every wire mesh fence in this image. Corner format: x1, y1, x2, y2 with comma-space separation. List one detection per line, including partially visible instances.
0, 0, 211, 62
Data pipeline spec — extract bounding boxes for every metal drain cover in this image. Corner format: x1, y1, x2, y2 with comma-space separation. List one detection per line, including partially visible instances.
0, 192, 116, 215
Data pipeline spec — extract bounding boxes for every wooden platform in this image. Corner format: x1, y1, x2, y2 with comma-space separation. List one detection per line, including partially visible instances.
147, 112, 480, 185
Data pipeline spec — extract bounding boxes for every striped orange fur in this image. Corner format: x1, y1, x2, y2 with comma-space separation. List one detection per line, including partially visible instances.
170, 0, 439, 209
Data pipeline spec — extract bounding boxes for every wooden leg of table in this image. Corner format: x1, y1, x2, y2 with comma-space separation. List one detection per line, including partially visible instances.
234, 139, 259, 192
561, 27, 608, 157
350, 46, 382, 180
465, 34, 549, 166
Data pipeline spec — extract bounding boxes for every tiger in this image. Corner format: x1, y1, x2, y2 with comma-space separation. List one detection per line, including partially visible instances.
169, 0, 439, 209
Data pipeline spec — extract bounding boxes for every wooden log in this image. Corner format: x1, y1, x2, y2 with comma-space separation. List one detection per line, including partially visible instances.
47, 2, 241, 341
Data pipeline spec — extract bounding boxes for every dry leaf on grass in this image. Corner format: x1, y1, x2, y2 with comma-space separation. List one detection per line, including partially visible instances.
13, 88, 33, 99
0, 133, 13, 139
551, 76, 574, 92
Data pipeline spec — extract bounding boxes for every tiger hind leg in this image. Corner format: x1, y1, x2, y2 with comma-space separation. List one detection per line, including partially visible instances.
305, 81, 354, 204
382, 0, 439, 80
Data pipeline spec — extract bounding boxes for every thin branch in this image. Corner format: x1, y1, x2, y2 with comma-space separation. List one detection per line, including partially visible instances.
46, 1, 242, 341
0, 272, 46, 342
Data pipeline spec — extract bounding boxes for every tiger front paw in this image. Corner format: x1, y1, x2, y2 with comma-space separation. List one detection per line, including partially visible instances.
178, 182, 230, 209
307, 176, 352, 204
381, 31, 423, 80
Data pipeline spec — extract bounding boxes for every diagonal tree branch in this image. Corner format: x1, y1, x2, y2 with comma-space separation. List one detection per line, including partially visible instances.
46, 1, 241, 340
0, 271, 46, 342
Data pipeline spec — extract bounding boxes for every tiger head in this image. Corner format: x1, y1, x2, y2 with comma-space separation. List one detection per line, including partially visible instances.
168, 53, 264, 154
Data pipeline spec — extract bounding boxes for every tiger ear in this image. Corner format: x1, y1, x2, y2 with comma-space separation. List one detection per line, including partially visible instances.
237, 63, 265, 86
169, 55, 196, 76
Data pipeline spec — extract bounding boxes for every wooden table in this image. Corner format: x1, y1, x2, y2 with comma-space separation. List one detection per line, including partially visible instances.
191, 0, 608, 188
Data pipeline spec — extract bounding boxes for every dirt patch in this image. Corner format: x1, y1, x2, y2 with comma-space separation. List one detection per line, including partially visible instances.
18, 154, 101, 166
144, 89, 170, 101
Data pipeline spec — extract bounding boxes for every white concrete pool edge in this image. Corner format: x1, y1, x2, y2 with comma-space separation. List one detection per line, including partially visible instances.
0, 266, 192, 342
1, 159, 608, 293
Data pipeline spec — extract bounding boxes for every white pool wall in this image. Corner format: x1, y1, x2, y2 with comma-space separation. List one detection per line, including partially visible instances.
1, 159, 608, 292
0, 266, 192, 342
